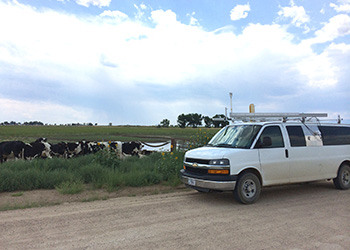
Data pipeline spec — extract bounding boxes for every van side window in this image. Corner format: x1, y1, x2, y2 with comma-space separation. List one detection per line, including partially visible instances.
255, 126, 284, 148
286, 126, 306, 147
318, 126, 350, 145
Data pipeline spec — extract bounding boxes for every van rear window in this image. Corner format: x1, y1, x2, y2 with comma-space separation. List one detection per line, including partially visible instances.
318, 126, 350, 145
286, 126, 306, 147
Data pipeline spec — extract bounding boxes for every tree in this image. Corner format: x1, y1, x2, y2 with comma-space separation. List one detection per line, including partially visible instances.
177, 113, 203, 128
159, 119, 170, 128
203, 116, 213, 128
177, 114, 187, 128
212, 114, 229, 128
187, 113, 202, 128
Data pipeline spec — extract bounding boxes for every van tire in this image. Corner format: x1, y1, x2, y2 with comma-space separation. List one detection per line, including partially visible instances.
333, 163, 350, 190
234, 172, 261, 204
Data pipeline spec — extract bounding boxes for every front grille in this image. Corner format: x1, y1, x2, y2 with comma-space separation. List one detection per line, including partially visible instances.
185, 166, 208, 174
185, 158, 210, 164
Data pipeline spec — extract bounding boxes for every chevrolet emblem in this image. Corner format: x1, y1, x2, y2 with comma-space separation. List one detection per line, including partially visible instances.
192, 163, 198, 167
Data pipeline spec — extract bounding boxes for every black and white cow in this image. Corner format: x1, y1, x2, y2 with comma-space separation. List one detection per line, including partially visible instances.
51, 141, 101, 158
87, 141, 102, 154
35, 137, 48, 143
122, 141, 143, 157
80, 141, 94, 155
96, 142, 109, 150
105, 141, 143, 158
107, 141, 142, 159
108, 141, 119, 151
23, 139, 52, 160
0, 141, 26, 163
66, 142, 83, 158
50, 142, 68, 158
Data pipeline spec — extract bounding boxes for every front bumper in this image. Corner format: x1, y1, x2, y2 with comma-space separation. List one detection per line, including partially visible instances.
180, 169, 236, 191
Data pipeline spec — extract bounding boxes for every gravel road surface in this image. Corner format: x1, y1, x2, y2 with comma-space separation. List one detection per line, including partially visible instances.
0, 181, 349, 250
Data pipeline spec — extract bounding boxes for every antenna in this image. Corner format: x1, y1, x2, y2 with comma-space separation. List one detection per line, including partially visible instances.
337, 115, 343, 124
229, 93, 233, 113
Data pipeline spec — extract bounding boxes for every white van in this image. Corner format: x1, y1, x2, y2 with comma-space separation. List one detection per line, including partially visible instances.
180, 113, 350, 204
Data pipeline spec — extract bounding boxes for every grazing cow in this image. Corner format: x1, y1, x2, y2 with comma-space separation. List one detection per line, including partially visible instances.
105, 141, 143, 159
97, 142, 109, 150
80, 140, 94, 155
35, 137, 48, 143
0, 141, 26, 163
120, 141, 143, 158
50, 142, 67, 158
122, 141, 143, 156
87, 142, 102, 154
66, 142, 82, 158
109, 141, 120, 151
23, 141, 52, 160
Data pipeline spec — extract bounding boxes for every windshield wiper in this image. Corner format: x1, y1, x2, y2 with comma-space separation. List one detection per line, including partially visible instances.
215, 143, 236, 148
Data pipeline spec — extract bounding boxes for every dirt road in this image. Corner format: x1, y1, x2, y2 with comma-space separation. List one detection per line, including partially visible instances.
0, 181, 349, 250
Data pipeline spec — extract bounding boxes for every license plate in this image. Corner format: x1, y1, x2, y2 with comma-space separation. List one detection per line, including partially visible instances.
188, 178, 196, 186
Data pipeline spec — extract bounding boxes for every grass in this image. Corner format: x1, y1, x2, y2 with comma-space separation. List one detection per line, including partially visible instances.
55, 181, 85, 194
0, 126, 215, 200
0, 125, 219, 143
0, 149, 185, 193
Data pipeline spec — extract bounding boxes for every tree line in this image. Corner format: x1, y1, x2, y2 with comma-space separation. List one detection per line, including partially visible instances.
0, 121, 97, 126
159, 113, 229, 128
1, 121, 44, 126
2, 114, 229, 128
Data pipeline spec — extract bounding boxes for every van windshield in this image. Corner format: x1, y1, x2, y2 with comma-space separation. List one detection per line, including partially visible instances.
208, 125, 262, 149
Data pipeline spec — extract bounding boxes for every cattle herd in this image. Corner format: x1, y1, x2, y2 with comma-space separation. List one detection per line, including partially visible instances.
0, 138, 144, 163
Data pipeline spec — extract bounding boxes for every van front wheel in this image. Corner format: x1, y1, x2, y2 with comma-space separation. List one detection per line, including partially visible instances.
333, 163, 350, 190
234, 172, 261, 204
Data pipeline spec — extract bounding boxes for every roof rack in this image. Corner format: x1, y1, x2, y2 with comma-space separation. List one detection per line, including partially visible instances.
229, 112, 328, 122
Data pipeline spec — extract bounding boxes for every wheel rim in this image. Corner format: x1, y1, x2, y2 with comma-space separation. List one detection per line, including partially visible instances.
242, 179, 256, 198
341, 169, 350, 186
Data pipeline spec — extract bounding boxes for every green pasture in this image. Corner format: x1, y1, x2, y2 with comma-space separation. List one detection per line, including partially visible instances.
0, 150, 185, 193
0, 126, 220, 197
0, 125, 220, 143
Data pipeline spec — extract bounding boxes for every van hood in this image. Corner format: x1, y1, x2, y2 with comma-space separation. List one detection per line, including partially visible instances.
185, 146, 245, 160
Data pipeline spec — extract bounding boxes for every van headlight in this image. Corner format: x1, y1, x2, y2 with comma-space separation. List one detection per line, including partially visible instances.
209, 159, 230, 165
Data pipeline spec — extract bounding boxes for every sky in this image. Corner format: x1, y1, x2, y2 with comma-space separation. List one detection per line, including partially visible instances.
0, 0, 349, 125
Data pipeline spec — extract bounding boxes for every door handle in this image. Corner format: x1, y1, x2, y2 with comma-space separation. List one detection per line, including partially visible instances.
285, 149, 289, 158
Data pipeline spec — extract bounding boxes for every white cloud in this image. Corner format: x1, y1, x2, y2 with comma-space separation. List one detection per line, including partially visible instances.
134, 3, 149, 20
100, 10, 128, 21
100, 10, 128, 18
0, 98, 94, 124
151, 9, 178, 26
188, 12, 200, 26
139, 3, 148, 10
75, 0, 111, 8
0, 1, 349, 124
296, 54, 338, 88
304, 14, 350, 45
296, 42, 350, 88
330, 0, 350, 13
230, 3, 251, 21
278, 0, 310, 31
